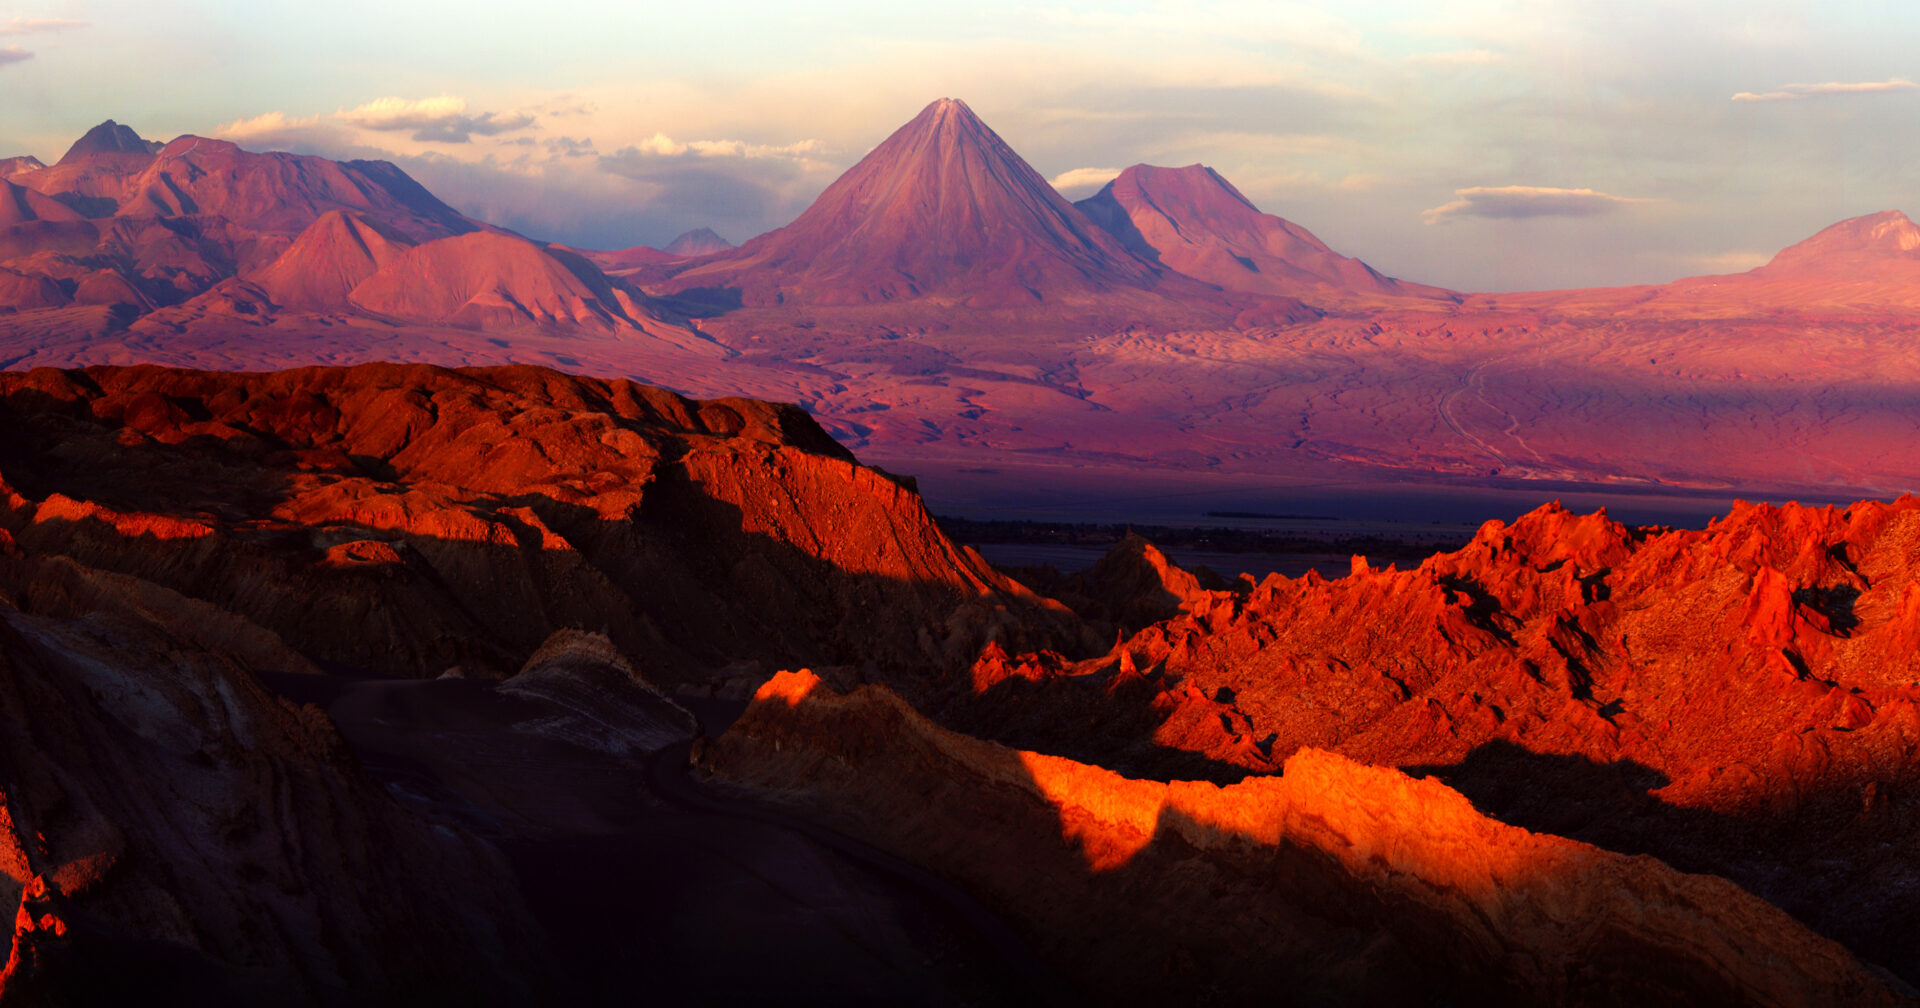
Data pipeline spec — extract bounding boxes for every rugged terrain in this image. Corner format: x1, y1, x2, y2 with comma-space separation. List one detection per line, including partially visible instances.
6, 95, 1920, 1003
0, 363, 1915, 1003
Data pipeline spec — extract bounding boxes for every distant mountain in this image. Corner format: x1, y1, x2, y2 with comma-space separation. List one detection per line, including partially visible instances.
0, 121, 697, 342
249, 209, 413, 311
665, 98, 1182, 308
1481, 209, 1920, 316
1760, 209, 1920, 273
0, 155, 45, 180
25, 124, 474, 240
59, 119, 163, 159
1076, 164, 1454, 304
663, 227, 735, 257
348, 231, 659, 333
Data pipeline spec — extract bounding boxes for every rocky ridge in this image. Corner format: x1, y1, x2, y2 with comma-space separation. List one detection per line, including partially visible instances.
703, 668, 1909, 1006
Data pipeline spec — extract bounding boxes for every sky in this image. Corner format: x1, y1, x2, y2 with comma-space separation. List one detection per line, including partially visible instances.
2, 0, 1916, 291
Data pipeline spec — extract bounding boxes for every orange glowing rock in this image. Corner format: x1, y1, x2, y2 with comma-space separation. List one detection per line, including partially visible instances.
708, 672, 1910, 1005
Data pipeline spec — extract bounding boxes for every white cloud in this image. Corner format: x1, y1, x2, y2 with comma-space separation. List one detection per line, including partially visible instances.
1732, 78, 1917, 102
615, 132, 821, 162
336, 95, 535, 143
215, 110, 323, 140
0, 17, 86, 36
0, 45, 28, 66
1050, 166, 1121, 193
1422, 185, 1652, 224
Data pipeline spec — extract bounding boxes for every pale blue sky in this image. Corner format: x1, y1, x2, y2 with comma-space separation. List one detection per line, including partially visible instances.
3, 0, 1916, 290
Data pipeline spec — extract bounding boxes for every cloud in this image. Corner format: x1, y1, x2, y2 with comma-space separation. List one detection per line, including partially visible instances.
610, 132, 821, 162
215, 110, 326, 142
1050, 167, 1121, 193
1732, 78, 1917, 102
0, 45, 28, 66
336, 95, 535, 143
0, 17, 86, 36
1422, 185, 1651, 224
543, 136, 596, 157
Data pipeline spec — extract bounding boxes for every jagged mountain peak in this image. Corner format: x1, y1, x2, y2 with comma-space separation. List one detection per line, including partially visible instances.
59, 120, 162, 163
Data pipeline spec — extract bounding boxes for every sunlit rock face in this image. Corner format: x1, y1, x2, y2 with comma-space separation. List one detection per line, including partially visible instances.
702, 670, 1909, 1006
0, 362, 1083, 689
908, 498, 1920, 983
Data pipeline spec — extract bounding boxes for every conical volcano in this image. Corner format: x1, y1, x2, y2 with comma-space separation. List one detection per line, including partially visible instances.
251, 209, 413, 310
667, 98, 1168, 308
1077, 164, 1451, 303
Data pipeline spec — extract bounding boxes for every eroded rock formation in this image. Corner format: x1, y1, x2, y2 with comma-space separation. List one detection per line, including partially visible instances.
0, 362, 1086, 689
703, 669, 1909, 1006
936, 499, 1920, 983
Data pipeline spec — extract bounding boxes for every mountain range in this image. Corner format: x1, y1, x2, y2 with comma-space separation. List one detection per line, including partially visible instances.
5, 99, 1920, 513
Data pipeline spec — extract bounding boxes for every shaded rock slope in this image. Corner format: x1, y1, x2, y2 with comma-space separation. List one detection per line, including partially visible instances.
0, 549, 541, 1005
703, 669, 1908, 1006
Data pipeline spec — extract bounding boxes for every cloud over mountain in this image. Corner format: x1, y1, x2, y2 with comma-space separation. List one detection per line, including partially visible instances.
338, 96, 536, 143
1422, 185, 1650, 224
1050, 167, 1122, 194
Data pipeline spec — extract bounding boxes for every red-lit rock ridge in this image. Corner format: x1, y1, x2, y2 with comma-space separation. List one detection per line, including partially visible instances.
0, 362, 1085, 688
703, 669, 1908, 1006
944, 498, 1920, 982
0, 364, 1099, 1003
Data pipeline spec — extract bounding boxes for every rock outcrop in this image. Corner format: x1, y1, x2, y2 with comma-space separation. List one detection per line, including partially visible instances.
703, 669, 1909, 1006
0, 549, 541, 1005
0, 362, 1084, 687
954, 499, 1920, 982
